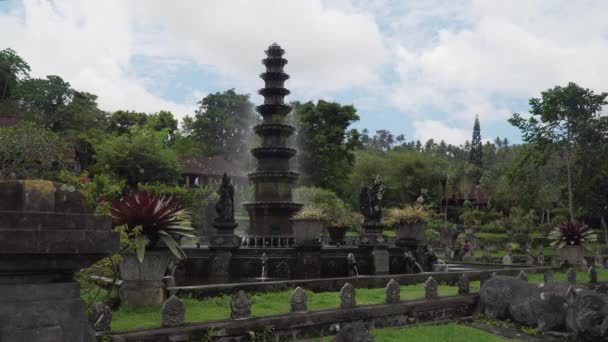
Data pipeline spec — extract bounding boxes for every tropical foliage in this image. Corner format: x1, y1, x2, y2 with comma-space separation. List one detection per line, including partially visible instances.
549, 221, 597, 248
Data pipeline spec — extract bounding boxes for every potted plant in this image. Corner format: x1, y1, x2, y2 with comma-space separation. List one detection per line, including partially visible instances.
291, 207, 328, 246
111, 191, 195, 308
384, 204, 433, 245
549, 220, 596, 266
327, 212, 362, 245
460, 209, 481, 234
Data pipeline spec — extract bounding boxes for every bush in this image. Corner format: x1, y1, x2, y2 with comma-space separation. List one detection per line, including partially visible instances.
294, 187, 359, 227
480, 222, 506, 234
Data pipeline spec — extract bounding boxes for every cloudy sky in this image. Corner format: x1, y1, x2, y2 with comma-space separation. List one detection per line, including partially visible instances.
1, 0, 607, 145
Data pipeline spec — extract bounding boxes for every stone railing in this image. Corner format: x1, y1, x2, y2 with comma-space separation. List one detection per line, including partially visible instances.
99, 275, 477, 342
240, 235, 296, 248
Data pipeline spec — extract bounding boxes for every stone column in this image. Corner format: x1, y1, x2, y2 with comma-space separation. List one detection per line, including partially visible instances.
0, 180, 119, 342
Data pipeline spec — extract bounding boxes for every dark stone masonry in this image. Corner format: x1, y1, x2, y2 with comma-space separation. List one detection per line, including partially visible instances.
0, 180, 118, 342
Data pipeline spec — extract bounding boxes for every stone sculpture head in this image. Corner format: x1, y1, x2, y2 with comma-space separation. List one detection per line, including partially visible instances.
564, 286, 608, 340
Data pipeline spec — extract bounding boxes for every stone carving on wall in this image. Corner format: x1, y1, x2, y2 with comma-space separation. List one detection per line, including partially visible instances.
359, 176, 384, 225
231, 290, 251, 319
89, 302, 112, 332
385, 279, 400, 304
162, 295, 186, 327
458, 273, 470, 295
340, 282, 356, 309
567, 268, 577, 285
481, 275, 608, 340
290, 287, 307, 312
332, 322, 374, 342
424, 276, 438, 300
275, 261, 291, 279
211, 252, 231, 275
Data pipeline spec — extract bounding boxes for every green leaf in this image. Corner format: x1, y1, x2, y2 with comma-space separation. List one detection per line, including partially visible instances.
159, 234, 185, 259
135, 234, 148, 263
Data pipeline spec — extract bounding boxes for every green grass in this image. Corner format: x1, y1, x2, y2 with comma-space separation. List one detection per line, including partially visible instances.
528, 268, 608, 284
317, 324, 514, 342
110, 282, 481, 331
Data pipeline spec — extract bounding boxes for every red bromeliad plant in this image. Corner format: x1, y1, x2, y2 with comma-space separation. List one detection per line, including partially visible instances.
111, 191, 195, 262
549, 220, 597, 249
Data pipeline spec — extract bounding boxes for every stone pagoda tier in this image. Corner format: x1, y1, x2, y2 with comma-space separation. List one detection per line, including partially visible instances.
244, 43, 302, 235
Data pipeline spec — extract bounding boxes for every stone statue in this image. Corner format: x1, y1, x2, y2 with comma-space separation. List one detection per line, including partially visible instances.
231, 290, 251, 319
422, 245, 438, 272
89, 302, 112, 332
385, 279, 400, 304
359, 176, 384, 224
215, 173, 235, 224
424, 276, 438, 300
596, 246, 604, 268
544, 271, 553, 284
340, 283, 356, 309
481, 276, 608, 340
458, 273, 470, 295
290, 287, 307, 312
332, 322, 374, 342
537, 246, 545, 265
161, 295, 185, 327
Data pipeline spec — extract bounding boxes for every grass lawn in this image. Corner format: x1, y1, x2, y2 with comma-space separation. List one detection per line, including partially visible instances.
316, 324, 513, 342
105, 269, 608, 332
110, 282, 481, 331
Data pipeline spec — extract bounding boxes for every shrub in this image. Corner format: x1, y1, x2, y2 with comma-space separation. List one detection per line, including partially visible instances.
292, 207, 328, 221
111, 191, 195, 261
549, 220, 597, 249
384, 204, 433, 226
293, 187, 358, 227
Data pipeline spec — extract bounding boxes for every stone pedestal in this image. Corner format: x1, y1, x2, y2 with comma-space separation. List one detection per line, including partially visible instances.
295, 247, 322, 279
359, 223, 389, 275
0, 180, 119, 342
209, 221, 241, 280
119, 251, 172, 308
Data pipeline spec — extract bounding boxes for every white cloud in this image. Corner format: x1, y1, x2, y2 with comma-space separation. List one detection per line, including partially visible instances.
413, 120, 469, 145
1, 0, 386, 119
388, 0, 608, 127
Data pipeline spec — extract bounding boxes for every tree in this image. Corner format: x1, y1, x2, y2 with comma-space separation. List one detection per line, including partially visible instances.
91, 126, 181, 188
147, 110, 178, 135
56, 91, 107, 133
14, 75, 73, 129
469, 115, 483, 168
0, 122, 67, 180
509, 82, 608, 221
107, 110, 148, 135
293, 100, 360, 194
0, 48, 30, 101
184, 89, 256, 159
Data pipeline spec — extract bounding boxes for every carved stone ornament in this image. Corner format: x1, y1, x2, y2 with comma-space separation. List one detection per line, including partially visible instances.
385, 279, 400, 304
290, 286, 308, 312
340, 282, 356, 308
162, 295, 186, 327
231, 290, 251, 319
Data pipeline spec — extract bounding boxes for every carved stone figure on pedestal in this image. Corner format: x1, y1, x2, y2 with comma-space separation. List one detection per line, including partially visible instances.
231, 290, 251, 319
290, 287, 307, 312
162, 295, 186, 327
458, 273, 470, 295
425, 276, 438, 299
385, 279, 400, 304
347, 252, 359, 276
360, 176, 384, 226
209, 174, 240, 279
340, 283, 356, 308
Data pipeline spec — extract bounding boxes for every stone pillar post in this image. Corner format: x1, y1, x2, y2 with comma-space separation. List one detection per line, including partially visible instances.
0, 180, 119, 342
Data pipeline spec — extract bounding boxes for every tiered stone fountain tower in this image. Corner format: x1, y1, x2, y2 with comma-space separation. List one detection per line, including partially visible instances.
244, 43, 302, 235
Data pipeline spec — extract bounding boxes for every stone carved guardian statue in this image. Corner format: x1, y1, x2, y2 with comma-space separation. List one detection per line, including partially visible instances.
359, 176, 384, 225
332, 322, 374, 342
458, 273, 470, 295
215, 173, 235, 224
340, 283, 356, 308
290, 287, 308, 312
425, 276, 438, 299
481, 276, 608, 340
385, 279, 400, 304
231, 290, 251, 319
161, 295, 186, 327
347, 252, 358, 277
89, 302, 112, 332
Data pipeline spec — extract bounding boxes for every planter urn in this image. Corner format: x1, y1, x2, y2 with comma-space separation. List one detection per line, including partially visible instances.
119, 249, 172, 308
